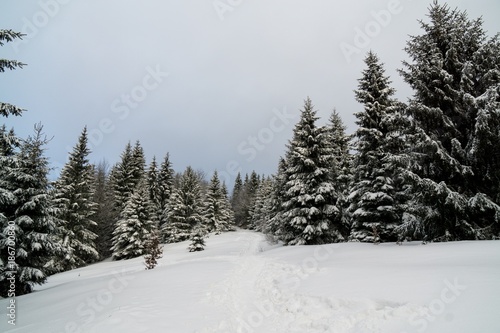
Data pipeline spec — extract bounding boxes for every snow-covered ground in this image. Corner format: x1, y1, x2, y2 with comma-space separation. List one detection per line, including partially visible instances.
2, 230, 499, 333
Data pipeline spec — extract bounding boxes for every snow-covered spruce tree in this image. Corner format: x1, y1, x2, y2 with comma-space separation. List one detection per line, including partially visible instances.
111, 142, 136, 213
327, 110, 352, 195
111, 181, 156, 260
144, 227, 163, 269
0, 125, 64, 296
0, 30, 25, 253
204, 171, 235, 234
53, 127, 99, 270
249, 177, 273, 232
266, 157, 289, 239
188, 223, 207, 252
244, 171, 261, 226
398, 2, 500, 240
231, 172, 245, 226
326, 110, 353, 237
220, 182, 236, 232
131, 140, 146, 185
465, 35, 500, 237
348, 51, 404, 243
146, 157, 161, 219
0, 29, 26, 118
157, 153, 175, 228
279, 97, 342, 245
163, 166, 204, 243
92, 160, 115, 260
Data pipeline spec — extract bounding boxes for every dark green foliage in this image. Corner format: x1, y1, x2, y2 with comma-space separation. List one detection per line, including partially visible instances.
278, 97, 342, 245
398, 2, 500, 240
112, 182, 156, 260
0, 125, 64, 296
144, 228, 163, 269
349, 52, 404, 242
53, 127, 98, 270
163, 166, 204, 243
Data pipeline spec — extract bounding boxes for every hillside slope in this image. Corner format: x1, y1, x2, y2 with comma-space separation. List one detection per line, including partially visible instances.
1, 231, 499, 333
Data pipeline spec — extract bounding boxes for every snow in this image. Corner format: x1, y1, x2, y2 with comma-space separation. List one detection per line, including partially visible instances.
1, 230, 499, 333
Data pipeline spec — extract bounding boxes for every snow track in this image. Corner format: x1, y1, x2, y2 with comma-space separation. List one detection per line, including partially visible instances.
3, 231, 498, 333
201, 232, 425, 333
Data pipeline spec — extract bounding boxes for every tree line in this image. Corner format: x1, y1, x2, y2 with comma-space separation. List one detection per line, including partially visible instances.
1, 2, 499, 296
236, 3, 500, 245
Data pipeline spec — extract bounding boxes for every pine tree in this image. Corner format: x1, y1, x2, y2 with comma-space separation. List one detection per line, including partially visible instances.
53, 129, 98, 267
326, 110, 353, 238
231, 172, 246, 227
111, 142, 136, 213
348, 52, 403, 243
163, 166, 204, 243
0, 125, 64, 296
93, 160, 115, 260
204, 171, 235, 234
157, 153, 175, 229
0, 29, 26, 117
266, 157, 289, 239
188, 224, 207, 252
147, 157, 160, 218
111, 181, 156, 260
327, 110, 352, 195
131, 140, 146, 185
245, 171, 261, 227
249, 177, 273, 232
53, 127, 99, 270
279, 97, 342, 245
144, 227, 163, 269
398, 2, 500, 240
220, 182, 236, 232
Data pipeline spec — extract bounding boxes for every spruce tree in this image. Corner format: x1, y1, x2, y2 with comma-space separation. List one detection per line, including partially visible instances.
147, 157, 160, 219
220, 182, 236, 232
327, 110, 352, 196
188, 224, 207, 252
231, 173, 245, 226
249, 177, 273, 232
0, 125, 64, 296
111, 181, 156, 260
326, 110, 353, 238
144, 227, 163, 269
398, 2, 500, 240
111, 142, 136, 213
163, 166, 204, 243
348, 52, 403, 243
279, 97, 342, 245
157, 153, 175, 229
131, 140, 146, 185
53, 127, 99, 270
204, 171, 235, 234
93, 160, 115, 259
0, 29, 26, 117
266, 157, 289, 239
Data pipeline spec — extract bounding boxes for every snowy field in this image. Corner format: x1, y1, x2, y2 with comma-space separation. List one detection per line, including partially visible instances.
2, 230, 499, 333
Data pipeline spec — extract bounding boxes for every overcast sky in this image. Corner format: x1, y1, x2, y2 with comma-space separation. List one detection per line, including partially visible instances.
1, 0, 499, 186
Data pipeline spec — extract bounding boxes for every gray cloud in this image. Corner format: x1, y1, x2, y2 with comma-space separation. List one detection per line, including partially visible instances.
1, 0, 499, 184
